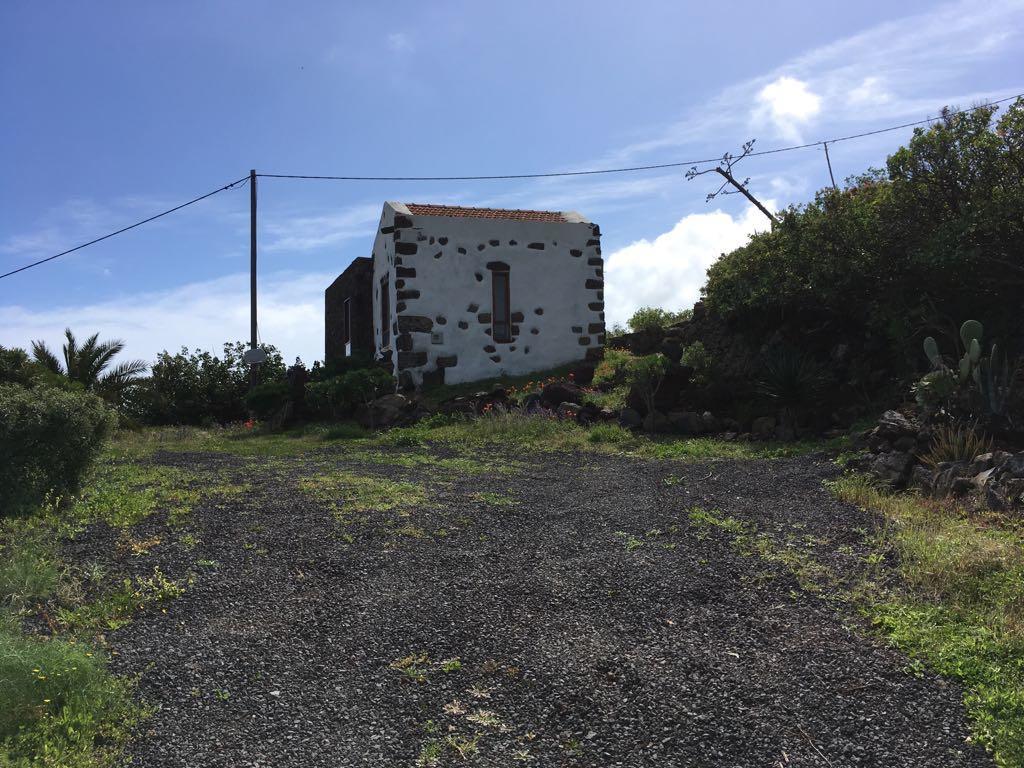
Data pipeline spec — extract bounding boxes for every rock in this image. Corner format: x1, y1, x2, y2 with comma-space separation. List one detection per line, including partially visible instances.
556, 402, 582, 420
701, 412, 719, 434
968, 452, 997, 476
870, 451, 915, 490
618, 408, 642, 430
932, 461, 971, 496
909, 464, 934, 491
598, 407, 616, 421
751, 416, 776, 439
575, 403, 601, 426
972, 468, 995, 490
668, 411, 704, 435
357, 394, 412, 428
541, 381, 584, 408
986, 477, 1024, 511
643, 410, 669, 433
874, 410, 919, 441
775, 421, 797, 442
892, 435, 918, 452
570, 363, 597, 386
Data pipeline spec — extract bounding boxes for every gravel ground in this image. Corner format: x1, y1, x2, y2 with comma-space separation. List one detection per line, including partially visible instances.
74, 447, 991, 767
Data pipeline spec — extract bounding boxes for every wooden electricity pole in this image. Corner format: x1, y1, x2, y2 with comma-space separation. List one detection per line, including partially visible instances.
249, 168, 258, 389
685, 140, 778, 226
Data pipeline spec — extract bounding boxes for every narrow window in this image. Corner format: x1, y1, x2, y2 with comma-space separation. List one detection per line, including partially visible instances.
492, 268, 511, 342
342, 297, 352, 355
380, 275, 390, 347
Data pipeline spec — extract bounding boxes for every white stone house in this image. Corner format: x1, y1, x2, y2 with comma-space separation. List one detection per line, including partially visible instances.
329, 202, 605, 387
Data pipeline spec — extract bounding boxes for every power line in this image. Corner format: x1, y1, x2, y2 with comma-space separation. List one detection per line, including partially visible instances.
256, 92, 1023, 182
0, 175, 250, 281
2, 91, 1021, 282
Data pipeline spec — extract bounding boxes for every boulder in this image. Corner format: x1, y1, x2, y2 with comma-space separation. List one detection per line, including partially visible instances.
909, 464, 934, 491
357, 394, 414, 428
870, 451, 915, 489
618, 407, 642, 430
541, 381, 584, 408
570, 362, 597, 386
701, 411, 720, 434
968, 452, 998, 476
751, 416, 776, 439
874, 410, 919, 441
932, 461, 971, 496
643, 410, 669, 433
668, 411, 704, 435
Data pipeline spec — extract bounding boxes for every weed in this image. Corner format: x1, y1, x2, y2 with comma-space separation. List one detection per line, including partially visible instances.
57, 567, 184, 633
467, 709, 502, 728
446, 733, 480, 760
440, 657, 463, 673
687, 507, 749, 536
390, 653, 430, 683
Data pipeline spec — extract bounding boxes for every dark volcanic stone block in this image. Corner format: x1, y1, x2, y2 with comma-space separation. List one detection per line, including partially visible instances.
398, 315, 433, 333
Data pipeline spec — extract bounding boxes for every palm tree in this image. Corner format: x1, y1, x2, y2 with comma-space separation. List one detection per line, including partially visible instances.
32, 328, 147, 400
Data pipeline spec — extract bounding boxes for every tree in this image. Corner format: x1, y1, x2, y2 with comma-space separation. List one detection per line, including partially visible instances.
31, 328, 147, 402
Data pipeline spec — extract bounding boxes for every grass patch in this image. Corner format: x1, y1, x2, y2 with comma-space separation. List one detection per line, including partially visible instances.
687, 507, 749, 536
0, 629, 141, 767
298, 471, 428, 517
827, 475, 1024, 765
56, 567, 185, 634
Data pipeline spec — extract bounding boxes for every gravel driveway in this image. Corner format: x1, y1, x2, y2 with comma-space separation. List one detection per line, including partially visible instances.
85, 446, 990, 767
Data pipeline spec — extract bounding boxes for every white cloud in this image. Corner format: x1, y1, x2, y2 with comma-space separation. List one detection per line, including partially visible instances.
753, 76, 822, 141
603, 205, 772, 328
262, 203, 381, 252
848, 76, 891, 107
0, 269, 336, 366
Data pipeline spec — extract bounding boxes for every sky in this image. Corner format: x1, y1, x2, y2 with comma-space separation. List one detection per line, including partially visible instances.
1, 1, 1022, 366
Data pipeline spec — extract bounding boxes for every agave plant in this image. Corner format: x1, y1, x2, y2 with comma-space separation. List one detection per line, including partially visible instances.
31, 328, 147, 401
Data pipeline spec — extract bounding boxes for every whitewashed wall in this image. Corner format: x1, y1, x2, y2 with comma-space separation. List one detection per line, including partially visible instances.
371, 202, 604, 387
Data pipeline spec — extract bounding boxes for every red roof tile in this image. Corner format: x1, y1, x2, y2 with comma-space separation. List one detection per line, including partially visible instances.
404, 203, 568, 222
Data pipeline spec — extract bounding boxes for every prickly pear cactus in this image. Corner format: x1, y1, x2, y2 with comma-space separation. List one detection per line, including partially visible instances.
923, 336, 941, 368
960, 320, 983, 350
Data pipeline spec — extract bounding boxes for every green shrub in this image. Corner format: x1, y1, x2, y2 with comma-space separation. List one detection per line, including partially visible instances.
623, 354, 670, 415
702, 100, 1024, 377
244, 380, 290, 421
306, 367, 393, 420
592, 348, 635, 389
0, 629, 137, 765
123, 341, 284, 426
0, 384, 115, 518
627, 306, 691, 333
680, 341, 713, 389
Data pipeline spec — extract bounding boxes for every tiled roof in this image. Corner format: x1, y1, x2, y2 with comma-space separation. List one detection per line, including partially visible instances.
404, 203, 568, 222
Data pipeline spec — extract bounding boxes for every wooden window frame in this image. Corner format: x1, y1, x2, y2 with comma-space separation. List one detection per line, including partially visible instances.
380, 275, 390, 347
491, 267, 511, 343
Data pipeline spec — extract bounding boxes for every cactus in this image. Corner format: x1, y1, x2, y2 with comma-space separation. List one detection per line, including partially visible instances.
920, 319, 1016, 422
960, 319, 983, 351
923, 336, 941, 368
969, 337, 981, 364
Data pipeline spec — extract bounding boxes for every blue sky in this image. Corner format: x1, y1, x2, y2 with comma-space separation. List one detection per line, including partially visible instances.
2, 0, 1022, 364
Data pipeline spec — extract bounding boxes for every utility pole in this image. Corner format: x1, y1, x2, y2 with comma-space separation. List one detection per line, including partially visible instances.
248, 168, 258, 389
823, 141, 839, 192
